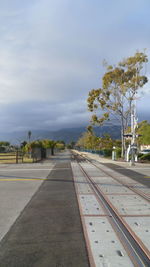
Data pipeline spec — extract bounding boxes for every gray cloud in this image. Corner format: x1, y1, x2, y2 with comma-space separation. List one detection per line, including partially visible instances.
0, 0, 150, 133
0, 99, 89, 132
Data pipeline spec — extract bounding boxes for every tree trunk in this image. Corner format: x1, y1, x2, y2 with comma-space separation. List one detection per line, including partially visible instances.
121, 129, 124, 158
121, 117, 125, 159
51, 147, 54, 155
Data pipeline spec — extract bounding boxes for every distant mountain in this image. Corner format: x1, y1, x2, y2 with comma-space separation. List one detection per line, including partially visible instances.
0, 125, 121, 144
48, 125, 121, 143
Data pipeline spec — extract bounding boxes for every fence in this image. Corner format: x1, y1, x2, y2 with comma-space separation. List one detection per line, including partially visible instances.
76, 148, 113, 157
0, 147, 60, 164
0, 151, 24, 164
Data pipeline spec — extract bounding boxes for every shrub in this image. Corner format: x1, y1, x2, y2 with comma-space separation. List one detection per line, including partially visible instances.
138, 153, 143, 159
140, 153, 150, 161
103, 149, 112, 157
116, 147, 121, 159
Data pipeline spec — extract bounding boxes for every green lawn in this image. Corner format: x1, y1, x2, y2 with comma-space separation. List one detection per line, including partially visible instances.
0, 153, 34, 164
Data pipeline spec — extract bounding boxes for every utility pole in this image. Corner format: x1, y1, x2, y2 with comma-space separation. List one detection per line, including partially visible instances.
28, 131, 32, 143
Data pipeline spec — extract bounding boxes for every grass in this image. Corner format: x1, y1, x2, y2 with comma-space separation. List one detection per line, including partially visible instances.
23, 157, 34, 163
0, 153, 34, 164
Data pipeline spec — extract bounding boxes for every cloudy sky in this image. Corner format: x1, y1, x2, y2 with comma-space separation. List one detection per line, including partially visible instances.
0, 0, 150, 133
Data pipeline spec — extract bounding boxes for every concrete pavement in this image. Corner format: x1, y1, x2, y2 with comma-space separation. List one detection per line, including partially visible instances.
0, 162, 54, 242
75, 151, 150, 188
1, 150, 149, 266
0, 152, 89, 267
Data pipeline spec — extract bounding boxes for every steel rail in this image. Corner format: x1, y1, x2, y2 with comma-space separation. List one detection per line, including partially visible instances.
75, 152, 150, 202
72, 152, 150, 267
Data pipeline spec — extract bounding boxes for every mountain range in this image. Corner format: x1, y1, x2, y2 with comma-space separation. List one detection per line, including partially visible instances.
0, 125, 121, 145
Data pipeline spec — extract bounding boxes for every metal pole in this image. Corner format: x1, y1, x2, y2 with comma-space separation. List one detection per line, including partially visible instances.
16, 149, 18, 164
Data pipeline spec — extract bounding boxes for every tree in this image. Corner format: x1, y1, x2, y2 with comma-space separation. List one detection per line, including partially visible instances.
66, 141, 76, 149
40, 139, 57, 155
24, 139, 57, 156
76, 128, 100, 150
24, 140, 42, 152
87, 51, 148, 158
21, 141, 27, 148
137, 120, 150, 145
56, 142, 65, 150
0, 141, 10, 146
99, 134, 113, 150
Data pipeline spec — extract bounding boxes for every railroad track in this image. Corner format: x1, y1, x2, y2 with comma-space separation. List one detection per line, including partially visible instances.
71, 151, 150, 267
74, 152, 150, 202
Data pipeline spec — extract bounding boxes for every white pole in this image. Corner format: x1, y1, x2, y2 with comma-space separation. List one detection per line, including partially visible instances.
130, 77, 138, 166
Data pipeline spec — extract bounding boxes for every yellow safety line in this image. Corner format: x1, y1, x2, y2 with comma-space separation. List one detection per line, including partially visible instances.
144, 176, 150, 179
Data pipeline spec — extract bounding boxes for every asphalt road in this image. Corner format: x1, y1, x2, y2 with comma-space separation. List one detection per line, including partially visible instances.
0, 152, 89, 267
100, 162, 150, 188
0, 163, 53, 242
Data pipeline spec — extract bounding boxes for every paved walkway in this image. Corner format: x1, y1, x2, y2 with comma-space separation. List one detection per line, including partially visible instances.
0, 151, 89, 267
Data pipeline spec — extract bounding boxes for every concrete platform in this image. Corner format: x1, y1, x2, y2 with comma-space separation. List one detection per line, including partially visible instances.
71, 161, 134, 266
124, 217, 150, 251
75, 151, 150, 187
79, 194, 105, 215
84, 217, 134, 267
71, 153, 150, 266
107, 194, 150, 215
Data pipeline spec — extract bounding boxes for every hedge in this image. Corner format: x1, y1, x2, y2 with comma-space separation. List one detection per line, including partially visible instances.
140, 153, 150, 161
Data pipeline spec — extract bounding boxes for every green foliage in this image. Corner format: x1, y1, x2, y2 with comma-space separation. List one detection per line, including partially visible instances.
88, 52, 148, 123
66, 144, 72, 149
0, 147, 7, 152
138, 153, 143, 158
41, 139, 56, 149
0, 141, 10, 146
76, 131, 100, 150
140, 153, 150, 161
24, 141, 41, 152
21, 141, 27, 148
99, 134, 113, 150
87, 51, 148, 157
87, 125, 93, 134
76, 130, 116, 152
116, 147, 122, 158
56, 143, 65, 150
103, 149, 112, 157
23, 139, 58, 153
56, 140, 65, 145
66, 141, 75, 149
137, 120, 150, 145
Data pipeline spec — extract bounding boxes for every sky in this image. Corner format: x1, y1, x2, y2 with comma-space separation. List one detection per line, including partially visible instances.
0, 0, 150, 133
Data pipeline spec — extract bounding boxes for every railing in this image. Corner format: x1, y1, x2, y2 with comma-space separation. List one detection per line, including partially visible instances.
0, 147, 60, 164
0, 151, 24, 164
